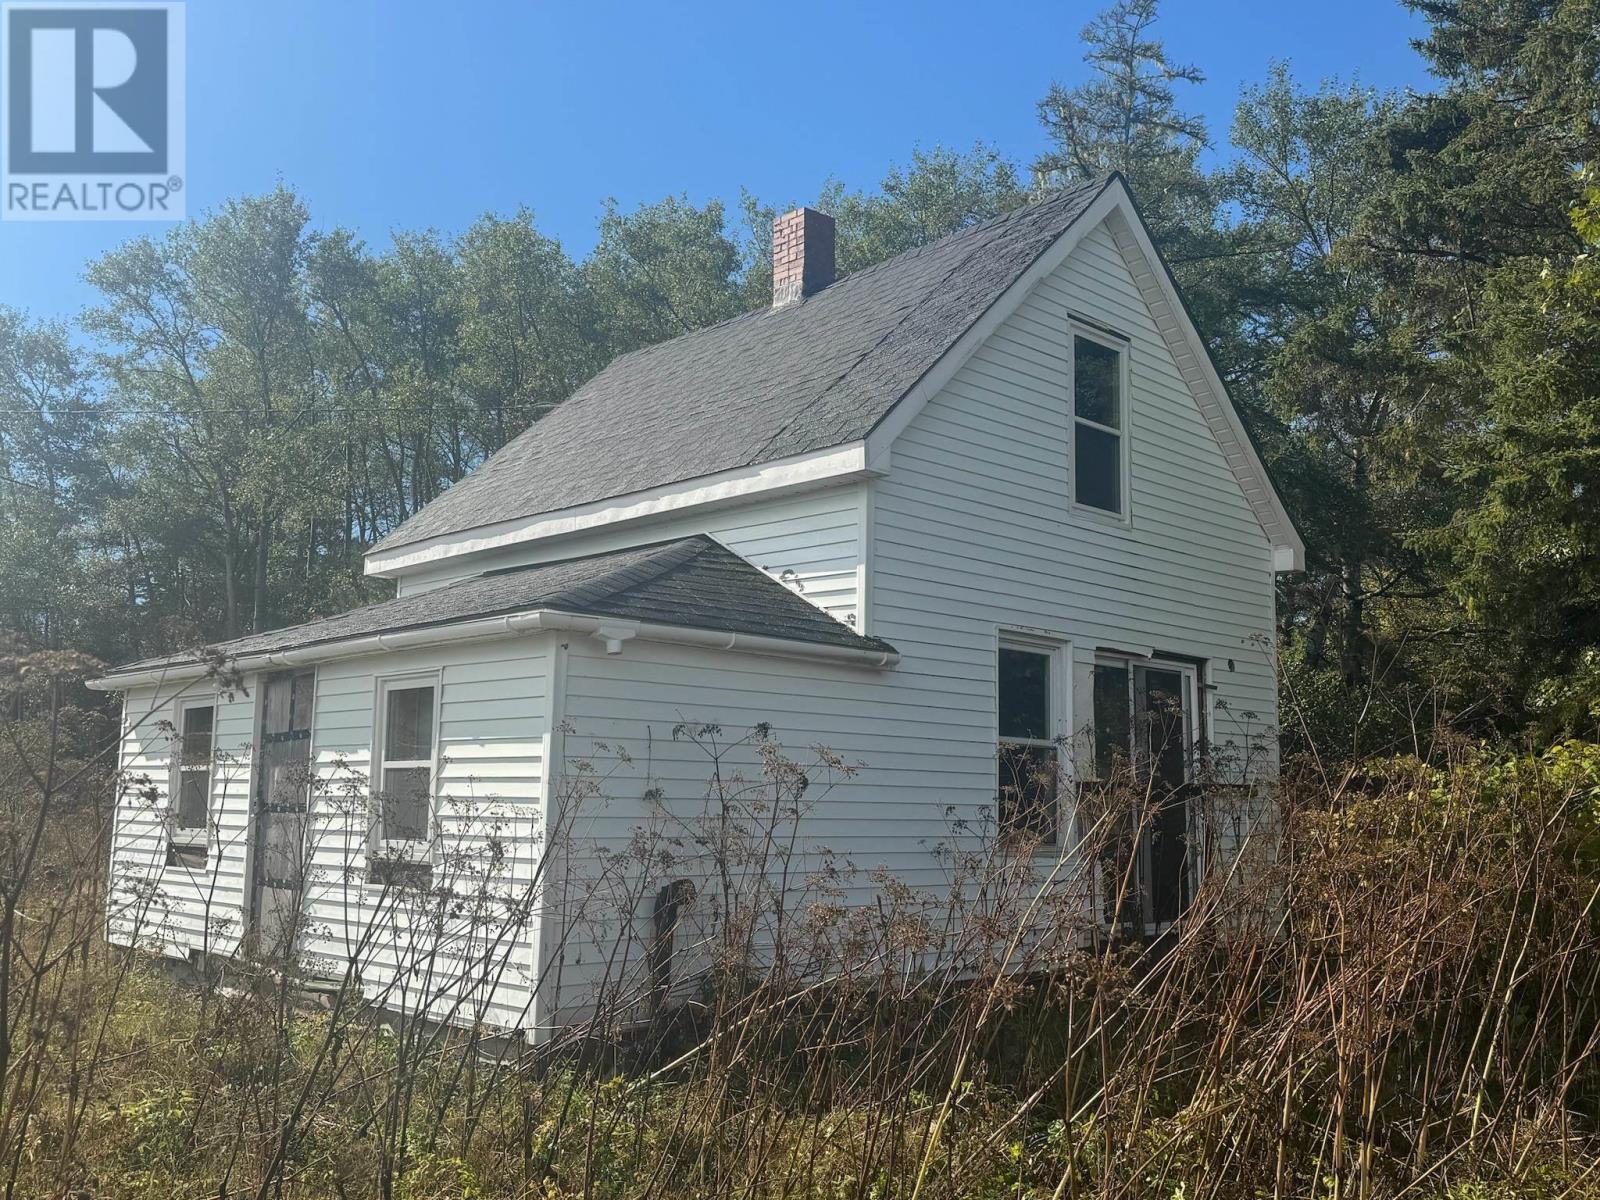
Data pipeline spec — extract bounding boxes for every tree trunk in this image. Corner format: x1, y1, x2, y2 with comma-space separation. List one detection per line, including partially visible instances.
252, 512, 270, 634
1339, 557, 1365, 688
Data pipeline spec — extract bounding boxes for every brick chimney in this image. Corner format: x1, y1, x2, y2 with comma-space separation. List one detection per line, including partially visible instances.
772, 207, 835, 307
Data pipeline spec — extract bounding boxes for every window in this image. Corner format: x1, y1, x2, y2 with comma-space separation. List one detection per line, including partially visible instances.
997, 642, 1061, 844
376, 680, 436, 850
169, 702, 214, 865
1072, 332, 1126, 516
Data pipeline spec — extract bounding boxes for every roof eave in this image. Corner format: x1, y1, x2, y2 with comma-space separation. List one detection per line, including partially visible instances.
365, 440, 884, 580
87, 606, 899, 691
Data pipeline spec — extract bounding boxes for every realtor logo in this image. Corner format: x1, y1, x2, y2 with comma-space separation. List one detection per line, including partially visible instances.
2, 2, 184, 219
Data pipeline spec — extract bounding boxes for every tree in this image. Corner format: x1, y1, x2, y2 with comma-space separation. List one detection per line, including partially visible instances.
456, 209, 599, 447
819, 144, 1028, 275
0, 310, 118, 657
583, 195, 743, 355
1421, 177, 1600, 736
1220, 70, 1444, 705
1034, 0, 1214, 260
83, 187, 341, 643
1345, 0, 1600, 732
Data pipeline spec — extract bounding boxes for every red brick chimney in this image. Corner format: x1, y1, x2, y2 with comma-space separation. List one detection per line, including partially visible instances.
772, 207, 835, 307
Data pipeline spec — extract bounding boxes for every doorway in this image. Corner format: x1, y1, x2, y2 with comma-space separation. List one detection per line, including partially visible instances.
248, 670, 315, 958
1133, 664, 1194, 925
1091, 657, 1200, 931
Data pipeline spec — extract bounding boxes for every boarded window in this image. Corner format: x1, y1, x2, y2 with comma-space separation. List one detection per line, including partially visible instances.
997, 645, 1058, 843
1073, 334, 1125, 515
378, 683, 435, 846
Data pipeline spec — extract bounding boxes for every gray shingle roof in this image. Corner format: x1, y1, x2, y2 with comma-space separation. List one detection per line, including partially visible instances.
111, 536, 894, 675
375, 177, 1113, 556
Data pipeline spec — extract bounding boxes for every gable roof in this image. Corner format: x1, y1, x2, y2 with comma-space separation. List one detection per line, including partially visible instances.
368, 174, 1303, 575
371, 177, 1113, 561
94, 536, 895, 686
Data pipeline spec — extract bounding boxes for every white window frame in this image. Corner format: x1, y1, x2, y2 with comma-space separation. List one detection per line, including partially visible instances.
170, 697, 216, 851
995, 632, 1073, 849
371, 673, 441, 860
1068, 323, 1133, 525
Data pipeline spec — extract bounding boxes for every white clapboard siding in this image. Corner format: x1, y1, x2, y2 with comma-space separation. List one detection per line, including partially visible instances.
393, 485, 868, 630
299, 635, 553, 1030
106, 209, 1282, 1036
864, 219, 1280, 862
537, 218, 1282, 1022
542, 634, 904, 1029
108, 680, 257, 960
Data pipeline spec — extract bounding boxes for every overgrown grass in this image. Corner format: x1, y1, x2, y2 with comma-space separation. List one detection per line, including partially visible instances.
2, 655, 1598, 1198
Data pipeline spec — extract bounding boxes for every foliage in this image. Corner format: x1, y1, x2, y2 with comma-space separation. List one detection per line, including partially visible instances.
0, 652, 1596, 1197
817, 144, 1029, 276
3, 0, 1599, 758
1033, 0, 1213, 255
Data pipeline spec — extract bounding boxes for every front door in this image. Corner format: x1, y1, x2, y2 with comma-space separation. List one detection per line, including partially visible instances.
1091, 657, 1198, 932
1133, 665, 1193, 927
248, 670, 315, 958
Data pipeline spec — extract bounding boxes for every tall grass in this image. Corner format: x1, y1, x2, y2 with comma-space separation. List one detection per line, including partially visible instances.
0, 648, 1596, 1198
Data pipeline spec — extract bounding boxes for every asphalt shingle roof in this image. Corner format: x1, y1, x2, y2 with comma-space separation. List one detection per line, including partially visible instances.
375, 177, 1112, 556
111, 536, 894, 675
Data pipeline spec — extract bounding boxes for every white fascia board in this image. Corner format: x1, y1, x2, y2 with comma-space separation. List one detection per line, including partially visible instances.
364, 441, 877, 578
1100, 193, 1306, 573
87, 607, 899, 691
863, 181, 1123, 457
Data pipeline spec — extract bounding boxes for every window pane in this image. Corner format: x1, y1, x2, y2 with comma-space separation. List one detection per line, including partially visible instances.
380, 766, 431, 841
384, 686, 435, 762
1136, 666, 1190, 787
177, 770, 208, 830
1075, 423, 1121, 513
180, 705, 214, 766
998, 744, 1058, 842
1093, 664, 1132, 777
998, 648, 1050, 740
1074, 336, 1120, 427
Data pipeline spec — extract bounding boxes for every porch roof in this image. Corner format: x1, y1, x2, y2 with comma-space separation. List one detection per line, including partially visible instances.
94, 536, 894, 686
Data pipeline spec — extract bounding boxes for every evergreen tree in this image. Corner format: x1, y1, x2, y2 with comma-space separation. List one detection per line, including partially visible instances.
1033, 0, 1215, 262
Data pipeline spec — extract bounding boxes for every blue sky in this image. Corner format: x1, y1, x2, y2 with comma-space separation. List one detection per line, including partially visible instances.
0, 0, 1435, 323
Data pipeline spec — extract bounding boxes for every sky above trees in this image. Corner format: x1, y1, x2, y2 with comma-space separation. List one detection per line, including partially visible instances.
0, 0, 1434, 322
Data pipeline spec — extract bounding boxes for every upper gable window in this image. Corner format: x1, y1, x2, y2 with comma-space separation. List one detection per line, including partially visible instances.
1072, 332, 1127, 516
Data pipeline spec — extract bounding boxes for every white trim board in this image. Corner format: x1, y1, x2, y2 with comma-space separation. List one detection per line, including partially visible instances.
88, 606, 900, 691
365, 442, 880, 578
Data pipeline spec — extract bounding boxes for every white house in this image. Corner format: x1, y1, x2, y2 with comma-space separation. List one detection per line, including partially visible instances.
91, 174, 1303, 1036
